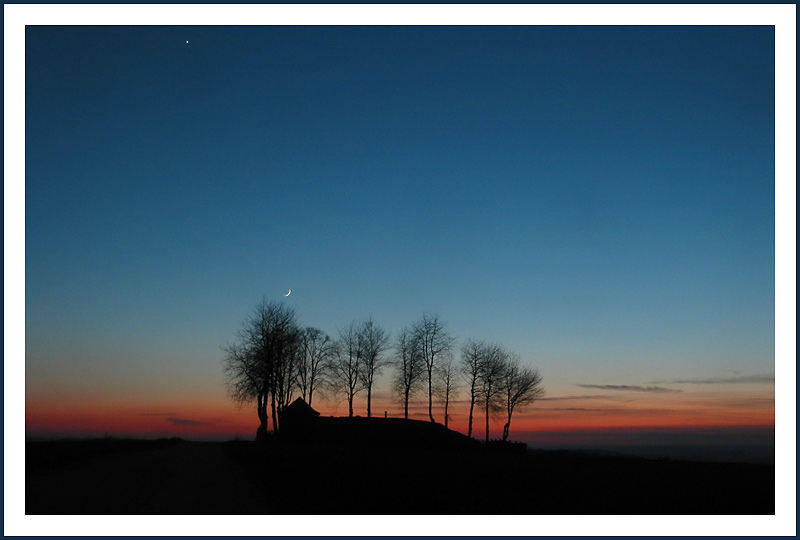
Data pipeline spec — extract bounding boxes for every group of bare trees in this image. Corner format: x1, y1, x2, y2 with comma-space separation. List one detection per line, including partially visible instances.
460, 339, 545, 442
222, 300, 302, 436
224, 299, 544, 442
223, 301, 393, 435
389, 315, 544, 441
222, 301, 332, 436
391, 313, 456, 425
326, 317, 391, 418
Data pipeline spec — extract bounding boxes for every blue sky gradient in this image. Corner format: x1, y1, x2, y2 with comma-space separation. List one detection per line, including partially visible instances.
25, 25, 775, 436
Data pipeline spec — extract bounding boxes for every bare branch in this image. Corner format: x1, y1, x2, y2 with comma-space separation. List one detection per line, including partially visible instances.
411, 313, 456, 423
501, 355, 545, 441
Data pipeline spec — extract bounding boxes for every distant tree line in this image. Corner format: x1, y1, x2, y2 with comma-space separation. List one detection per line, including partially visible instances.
223, 299, 544, 442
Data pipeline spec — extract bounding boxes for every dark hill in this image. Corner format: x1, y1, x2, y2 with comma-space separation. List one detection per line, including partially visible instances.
278, 414, 482, 451
226, 417, 774, 514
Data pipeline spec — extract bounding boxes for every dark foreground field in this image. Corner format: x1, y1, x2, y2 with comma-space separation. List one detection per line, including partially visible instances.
224, 440, 774, 514
26, 434, 773, 514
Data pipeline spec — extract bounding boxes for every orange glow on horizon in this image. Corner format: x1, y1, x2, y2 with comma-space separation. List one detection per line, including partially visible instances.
27, 388, 775, 441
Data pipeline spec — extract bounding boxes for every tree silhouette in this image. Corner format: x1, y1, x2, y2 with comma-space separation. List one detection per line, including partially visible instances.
411, 313, 455, 423
460, 339, 486, 438
328, 321, 363, 418
223, 341, 269, 430
435, 357, 459, 429
222, 299, 300, 434
392, 327, 424, 420
357, 317, 391, 418
296, 327, 333, 407
478, 343, 508, 442
272, 325, 300, 423
501, 356, 545, 441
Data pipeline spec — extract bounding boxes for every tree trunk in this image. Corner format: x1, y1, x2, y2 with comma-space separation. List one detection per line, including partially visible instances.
485, 399, 490, 442
403, 389, 410, 419
367, 385, 372, 418
271, 394, 279, 433
428, 375, 435, 422
348, 394, 354, 418
308, 386, 313, 407
503, 411, 513, 441
444, 395, 450, 429
467, 395, 475, 438
257, 394, 268, 431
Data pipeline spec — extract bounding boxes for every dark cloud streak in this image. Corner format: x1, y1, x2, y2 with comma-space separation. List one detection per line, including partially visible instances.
541, 394, 624, 402
651, 375, 774, 385
575, 384, 682, 394
167, 418, 209, 426
540, 406, 679, 414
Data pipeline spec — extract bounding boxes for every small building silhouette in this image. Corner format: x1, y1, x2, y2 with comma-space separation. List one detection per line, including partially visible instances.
279, 397, 320, 437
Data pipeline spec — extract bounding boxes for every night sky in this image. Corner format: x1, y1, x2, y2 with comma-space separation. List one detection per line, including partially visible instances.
23, 24, 776, 445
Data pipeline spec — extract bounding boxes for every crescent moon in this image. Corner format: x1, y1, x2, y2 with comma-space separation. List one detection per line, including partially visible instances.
284, 289, 291, 297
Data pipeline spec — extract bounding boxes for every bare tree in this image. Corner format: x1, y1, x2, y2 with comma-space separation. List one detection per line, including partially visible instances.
411, 313, 455, 423
328, 321, 363, 418
295, 327, 333, 407
392, 327, 423, 420
460, 339, 485, 438
357, 317, 391, 418
272, 331, 300, 419
501, 356, 545, 441
478, 343, 508, 442
223, 341, 269, 430
435, 357, 459, 429
222, 299, 300, 434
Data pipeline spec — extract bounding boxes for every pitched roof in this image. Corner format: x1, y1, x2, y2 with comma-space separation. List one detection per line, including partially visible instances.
282, 397, 320, 418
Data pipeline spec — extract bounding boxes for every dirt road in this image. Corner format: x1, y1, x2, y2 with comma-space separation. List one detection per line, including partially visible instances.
26, 442, 268, 514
